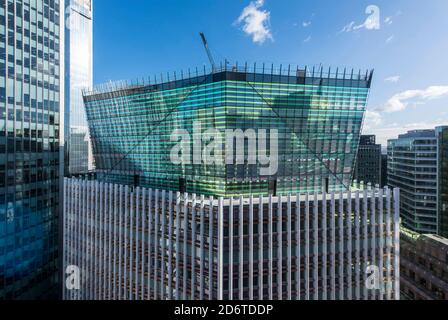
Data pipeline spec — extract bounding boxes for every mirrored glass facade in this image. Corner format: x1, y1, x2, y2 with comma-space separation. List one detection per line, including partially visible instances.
64, 0, 92, 175
0, 0, 63, 299
84, 65, 373, 197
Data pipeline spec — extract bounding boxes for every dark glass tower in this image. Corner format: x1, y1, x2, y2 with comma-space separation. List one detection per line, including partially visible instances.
0, 0, 64, 299
84, 64, 373, 197
353, 135, 382, 186
381, 153, 388, 188
438, 126, 448, 238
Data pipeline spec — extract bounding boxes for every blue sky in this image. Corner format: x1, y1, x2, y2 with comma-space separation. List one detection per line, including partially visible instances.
93, 0, 448, 145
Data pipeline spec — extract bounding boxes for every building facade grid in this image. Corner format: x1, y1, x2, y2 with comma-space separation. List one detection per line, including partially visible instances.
63, 178, 400, 301
0, 0, 64, 299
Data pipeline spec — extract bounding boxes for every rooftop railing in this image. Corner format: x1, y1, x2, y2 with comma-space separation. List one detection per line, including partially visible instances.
83, 61, 374, 97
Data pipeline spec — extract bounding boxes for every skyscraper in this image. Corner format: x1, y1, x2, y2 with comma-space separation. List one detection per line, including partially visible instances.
83, 64, 373, 197
388, 127, 448, 235
0, 0, 64, 299
64, 0, 92, 175
353, 135, 382, 187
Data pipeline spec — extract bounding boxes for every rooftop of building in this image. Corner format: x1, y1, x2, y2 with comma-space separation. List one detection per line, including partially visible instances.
425, 234, 448, 247
388, 126, 448, 141
399, 129, 436, 139
83, 62, 374, 101
359, 135, 379, 146
401, 227, 448, 247
401, 227, 422, 241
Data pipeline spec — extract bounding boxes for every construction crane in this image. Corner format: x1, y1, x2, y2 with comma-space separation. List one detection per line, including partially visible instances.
199, 32, 217, 73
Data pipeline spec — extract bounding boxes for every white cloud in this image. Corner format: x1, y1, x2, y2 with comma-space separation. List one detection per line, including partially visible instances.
340, 5, 381, 33
302, 21, 311, 27
364, 110, 383, 131
303, 35, 311, 43
384, 75, 400, 83
385, 35, 394, 43
365, 120, 448, 146
236, 0, 273, 44
340, 21, 356, 33
381, 86, 448, 113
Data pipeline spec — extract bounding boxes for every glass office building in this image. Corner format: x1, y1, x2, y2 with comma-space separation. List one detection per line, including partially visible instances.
438, 126, 448, 238
64, 0, 92, 175
388, 127, 448, 235
0, 0, 64, 299
353, 135, 382, 187
84, 64, 373, 197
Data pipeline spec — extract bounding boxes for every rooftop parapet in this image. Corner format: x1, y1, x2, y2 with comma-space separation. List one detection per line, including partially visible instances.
83, 61, 374, 100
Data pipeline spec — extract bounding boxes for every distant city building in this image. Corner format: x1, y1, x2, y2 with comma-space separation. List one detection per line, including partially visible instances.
63, 178, 401, 300
64, 0, 93, 175
353, 135, 382, 187
381, 153, 388, 188
83, 64, 373, 197
388, 127, 448, 235
400, 228, 448, 300
438, 127, 448, 238
0, 0, 64, 299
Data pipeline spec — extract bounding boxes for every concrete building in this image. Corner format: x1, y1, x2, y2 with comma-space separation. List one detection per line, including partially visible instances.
400, 228, 448, 300
63, 178, 401, 301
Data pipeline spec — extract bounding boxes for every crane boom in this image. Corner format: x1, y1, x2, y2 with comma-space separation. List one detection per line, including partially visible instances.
199, 32, 216, 72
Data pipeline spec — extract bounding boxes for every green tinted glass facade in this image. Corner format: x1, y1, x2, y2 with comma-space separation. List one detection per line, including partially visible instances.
84, 66, 372, 197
